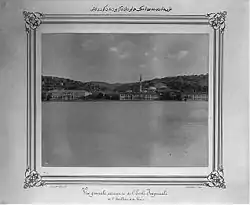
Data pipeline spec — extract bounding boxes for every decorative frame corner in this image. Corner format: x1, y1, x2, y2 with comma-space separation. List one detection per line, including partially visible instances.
206, 11, 227, 34
24, 167, 45, 189
204, 167, 226, 189
23, 10, 44, 34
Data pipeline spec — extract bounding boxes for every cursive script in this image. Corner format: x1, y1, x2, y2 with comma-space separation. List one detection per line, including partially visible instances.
81, 187, 168, 201
90, 5, 172, 13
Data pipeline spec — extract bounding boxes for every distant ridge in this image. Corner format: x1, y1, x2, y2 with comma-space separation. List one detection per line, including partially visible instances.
42, 73, 208, 94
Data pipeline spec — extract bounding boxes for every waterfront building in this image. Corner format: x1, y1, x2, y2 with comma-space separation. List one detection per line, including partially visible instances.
148, 86, 157, 92
47, 90, 92, 101
119, 92, 160, 100
185, 93, 208, 101
119, 75, 160, 101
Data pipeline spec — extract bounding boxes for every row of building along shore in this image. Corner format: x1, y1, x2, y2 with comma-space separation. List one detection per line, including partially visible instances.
42, 74, 208, 101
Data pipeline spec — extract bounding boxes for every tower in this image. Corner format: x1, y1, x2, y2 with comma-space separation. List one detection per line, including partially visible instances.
139, 74, 142, 93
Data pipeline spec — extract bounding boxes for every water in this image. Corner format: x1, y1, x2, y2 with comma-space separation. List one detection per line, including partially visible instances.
42, 101, 208, 167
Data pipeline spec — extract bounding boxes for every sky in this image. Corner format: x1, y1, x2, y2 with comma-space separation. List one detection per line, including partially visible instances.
42, 33, 209, 83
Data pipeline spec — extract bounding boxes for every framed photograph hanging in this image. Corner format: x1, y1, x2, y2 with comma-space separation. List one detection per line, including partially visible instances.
23, 11, 226, 188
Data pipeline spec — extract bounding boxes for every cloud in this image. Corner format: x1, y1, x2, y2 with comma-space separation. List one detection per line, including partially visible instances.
118, 52, 130, 59
109, 43, 133, 59
108, 40, 136, 60
109, 47, 118, 52
177, 50, 189, 60
152, 47, 157, 51
165, 50, 189, 60
109, 47, 130, 59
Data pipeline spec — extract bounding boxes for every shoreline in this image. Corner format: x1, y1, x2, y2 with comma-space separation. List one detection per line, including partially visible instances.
42, 99, 208, 103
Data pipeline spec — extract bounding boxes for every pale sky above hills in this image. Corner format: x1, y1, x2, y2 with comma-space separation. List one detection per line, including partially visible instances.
42, 33, 209, 83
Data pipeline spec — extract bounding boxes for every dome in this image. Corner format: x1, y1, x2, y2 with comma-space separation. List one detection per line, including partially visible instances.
148, 86, 157, 91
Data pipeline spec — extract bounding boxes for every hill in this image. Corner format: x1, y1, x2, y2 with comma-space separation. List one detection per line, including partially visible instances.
42, 73, 208, 94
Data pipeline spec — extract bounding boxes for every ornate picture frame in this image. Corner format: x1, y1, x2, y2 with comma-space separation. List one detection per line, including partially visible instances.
23, 11, 226, 189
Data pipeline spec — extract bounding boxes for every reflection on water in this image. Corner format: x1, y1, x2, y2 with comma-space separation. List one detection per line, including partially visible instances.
42, 101, 208, 167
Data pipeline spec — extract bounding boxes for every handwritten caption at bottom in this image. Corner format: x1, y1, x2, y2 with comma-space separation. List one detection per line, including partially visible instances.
81, 187, 168, 201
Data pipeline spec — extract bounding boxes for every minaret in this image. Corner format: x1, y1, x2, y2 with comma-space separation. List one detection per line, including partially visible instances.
139, 74, 142, 93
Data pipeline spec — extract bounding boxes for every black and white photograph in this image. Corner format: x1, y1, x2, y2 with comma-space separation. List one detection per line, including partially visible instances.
0, 0, 249, 204
41, 33, 209, 167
